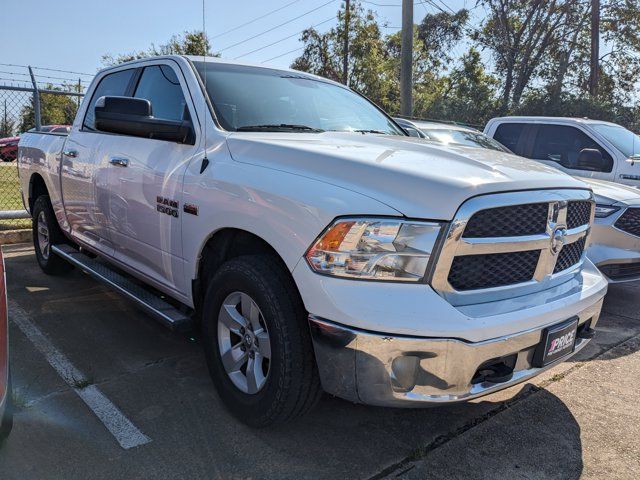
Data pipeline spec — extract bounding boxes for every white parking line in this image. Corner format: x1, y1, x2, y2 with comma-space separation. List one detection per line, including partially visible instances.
9, 299, 152, 450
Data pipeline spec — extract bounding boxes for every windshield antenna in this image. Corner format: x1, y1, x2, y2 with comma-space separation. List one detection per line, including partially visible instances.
200, 0, 210, 174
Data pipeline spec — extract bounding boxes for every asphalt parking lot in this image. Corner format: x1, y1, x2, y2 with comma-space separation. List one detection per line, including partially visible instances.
0, 243, 639, 479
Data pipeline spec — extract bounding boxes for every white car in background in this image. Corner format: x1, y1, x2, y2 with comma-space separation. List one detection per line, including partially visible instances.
396, 119, 640, 283
394, 118, 513, 153
583, 178, 640, 282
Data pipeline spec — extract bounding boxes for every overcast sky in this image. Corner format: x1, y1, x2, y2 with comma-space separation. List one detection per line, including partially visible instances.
1, 0, 474, 86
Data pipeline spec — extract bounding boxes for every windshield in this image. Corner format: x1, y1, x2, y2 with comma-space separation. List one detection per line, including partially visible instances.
420, 127, 512, 153
591, 123, 640, 158
193, 62, 404, 135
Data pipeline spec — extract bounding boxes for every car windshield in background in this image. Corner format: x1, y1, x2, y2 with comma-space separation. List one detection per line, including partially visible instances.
591, 123, 640, 158
193, 62, 404, 135
421, 128, 512, 153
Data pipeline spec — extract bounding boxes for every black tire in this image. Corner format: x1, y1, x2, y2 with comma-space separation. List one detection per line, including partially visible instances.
32, 195, 73, 275
0, 372, 13, 442
201, 254, 322, 427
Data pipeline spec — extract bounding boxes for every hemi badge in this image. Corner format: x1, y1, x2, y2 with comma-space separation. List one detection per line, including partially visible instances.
184, 203, 199, 216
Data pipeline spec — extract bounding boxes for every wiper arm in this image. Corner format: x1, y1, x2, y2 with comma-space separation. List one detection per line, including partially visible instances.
236, 124, 324, 132
353, 129, 389, 134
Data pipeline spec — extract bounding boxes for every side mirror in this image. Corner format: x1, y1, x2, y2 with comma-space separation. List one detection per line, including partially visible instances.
94, 96, 194, 144
576, 148, 606, 171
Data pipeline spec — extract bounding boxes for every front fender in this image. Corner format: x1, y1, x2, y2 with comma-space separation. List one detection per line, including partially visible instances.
181, 157, 400, 302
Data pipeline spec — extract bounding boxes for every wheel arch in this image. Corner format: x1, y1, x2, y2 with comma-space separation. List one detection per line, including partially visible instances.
193, 228, 303, 314
28, 172, 49, 212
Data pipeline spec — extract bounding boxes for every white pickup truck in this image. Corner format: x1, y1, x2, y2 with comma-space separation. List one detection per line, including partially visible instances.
18, 56, 607, 426
484, 116, 640, 187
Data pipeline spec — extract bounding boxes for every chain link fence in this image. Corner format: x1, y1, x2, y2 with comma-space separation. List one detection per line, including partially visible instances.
0, 65, 88, 230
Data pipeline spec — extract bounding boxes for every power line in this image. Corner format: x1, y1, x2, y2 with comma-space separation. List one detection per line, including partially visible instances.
212, 0, 304, 39
0, 63, 93, 77
234, 16, 335, 60
262, 46, 305, 63
0, 70, 89, 83
429, 0, 456, 14
218, 0, 337, 53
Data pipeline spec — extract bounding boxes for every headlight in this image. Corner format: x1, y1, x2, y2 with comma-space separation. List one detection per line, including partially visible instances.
305, 218, 442, 282
594, 204, 621, 218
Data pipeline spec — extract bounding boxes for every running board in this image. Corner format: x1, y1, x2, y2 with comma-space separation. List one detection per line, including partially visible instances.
52, 244, 193, 332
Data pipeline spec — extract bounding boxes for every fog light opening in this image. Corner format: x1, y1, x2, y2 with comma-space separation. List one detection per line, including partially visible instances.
390, 355, 420, 392
472, 354, 517, 385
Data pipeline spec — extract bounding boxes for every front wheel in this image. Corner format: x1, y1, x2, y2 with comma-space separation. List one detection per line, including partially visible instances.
32, 196, 73, 275
201, 255, 322, 427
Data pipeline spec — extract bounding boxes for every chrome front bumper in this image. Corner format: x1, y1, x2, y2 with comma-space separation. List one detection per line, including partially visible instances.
309, 297, 603, 407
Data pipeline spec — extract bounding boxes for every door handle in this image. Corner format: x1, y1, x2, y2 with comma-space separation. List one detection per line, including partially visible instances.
63, 149, 78, 158
109, 157, 129, 167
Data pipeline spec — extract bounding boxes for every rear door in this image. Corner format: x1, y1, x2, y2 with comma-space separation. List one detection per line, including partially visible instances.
97, 60, 200, 295
60, 67, 137, 255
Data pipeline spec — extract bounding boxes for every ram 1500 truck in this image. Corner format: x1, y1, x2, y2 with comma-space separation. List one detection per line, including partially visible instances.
18, 56, 608, 426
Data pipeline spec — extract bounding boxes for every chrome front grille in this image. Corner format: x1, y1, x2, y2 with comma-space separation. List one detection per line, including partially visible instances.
462, 203, 548, 238
567, 201, 592, 229
432, 190, 595, 306
448, 250, 541, 291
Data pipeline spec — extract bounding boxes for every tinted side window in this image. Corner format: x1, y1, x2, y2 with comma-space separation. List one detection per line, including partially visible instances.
532, 125, 613, 172
493, 123, 526, 154
133, 65, 189, 121
83, 69, 135, 130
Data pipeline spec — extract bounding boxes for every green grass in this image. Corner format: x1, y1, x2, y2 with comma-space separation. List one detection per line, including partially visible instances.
0, 165, 31, 231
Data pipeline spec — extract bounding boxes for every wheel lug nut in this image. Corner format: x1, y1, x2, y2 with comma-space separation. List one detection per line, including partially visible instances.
241, 345, 246, 352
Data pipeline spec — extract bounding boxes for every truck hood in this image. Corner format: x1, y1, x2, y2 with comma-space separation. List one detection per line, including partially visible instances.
226, 132, 588, 219
580, 178, 640, 205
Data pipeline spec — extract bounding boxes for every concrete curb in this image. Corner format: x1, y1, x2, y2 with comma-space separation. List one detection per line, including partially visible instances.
0, 229, 32, 245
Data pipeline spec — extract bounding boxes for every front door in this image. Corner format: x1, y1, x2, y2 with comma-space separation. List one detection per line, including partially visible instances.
96, 61, 200, 295
526, 124, 616, 182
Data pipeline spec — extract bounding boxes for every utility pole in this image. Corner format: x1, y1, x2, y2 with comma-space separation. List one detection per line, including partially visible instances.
400, 0, 413, 116
342, 0, 350, 85
589, 0, 600, 97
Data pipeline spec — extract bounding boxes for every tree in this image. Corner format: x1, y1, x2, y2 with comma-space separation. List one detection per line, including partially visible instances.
474, 0, 583, 111
417, 9, 469, 71
292, 1, 392, 108
0, 101, 16, 137
428, 48, 499, 125
18, 85, 78, 132
102, 30, 217, 66
291, 1, 470, 115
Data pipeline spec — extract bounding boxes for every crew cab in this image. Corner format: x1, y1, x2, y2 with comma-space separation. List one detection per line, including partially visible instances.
18, 56, 607, 426
484, 117, 640, 187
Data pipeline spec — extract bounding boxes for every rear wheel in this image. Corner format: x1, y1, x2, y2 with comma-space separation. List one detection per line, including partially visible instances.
32, 196, 73, 275
201, 255, 322, 427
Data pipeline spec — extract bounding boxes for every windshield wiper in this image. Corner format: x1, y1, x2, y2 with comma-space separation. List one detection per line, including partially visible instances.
236, 124, 324, 132
352, 129, 390, 135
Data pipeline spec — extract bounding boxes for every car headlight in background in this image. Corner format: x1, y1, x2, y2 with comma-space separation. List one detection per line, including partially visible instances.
594, 204, 621, 218
305, 218, 442, 282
